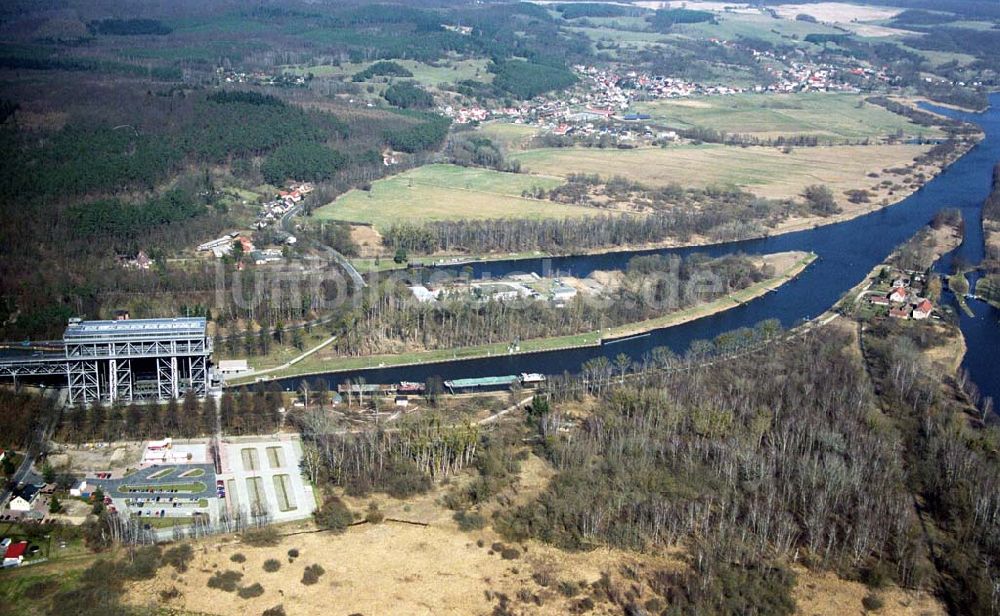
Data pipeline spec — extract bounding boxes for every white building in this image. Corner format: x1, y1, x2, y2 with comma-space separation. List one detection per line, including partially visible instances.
217, 359, 250, 376
8, 485, 39, 512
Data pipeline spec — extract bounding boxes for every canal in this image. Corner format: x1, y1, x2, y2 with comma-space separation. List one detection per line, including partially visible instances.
275, 94, 1000, 408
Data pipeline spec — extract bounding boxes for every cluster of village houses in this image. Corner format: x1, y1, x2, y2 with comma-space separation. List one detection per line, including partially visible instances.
195, 183, 310, 264
217, 67, 307, 88
866, 272, 937, 320
442, 37, 888, 134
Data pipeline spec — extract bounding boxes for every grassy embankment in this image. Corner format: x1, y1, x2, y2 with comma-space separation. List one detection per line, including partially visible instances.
230, 251, 815, 385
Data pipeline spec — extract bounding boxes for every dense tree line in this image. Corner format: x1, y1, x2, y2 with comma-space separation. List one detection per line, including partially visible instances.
646, 8, 716, 32
384, 112, 449, 152
489, 60, 578, 100
0, 389, 61, 454
383, 81, 434, 109
261, 142, 347, 184
68, 189, 204, 244
54, 387, 282, 443
383, 210, 762, 256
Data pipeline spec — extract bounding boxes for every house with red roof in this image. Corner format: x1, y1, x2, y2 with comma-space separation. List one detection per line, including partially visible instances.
3, 541, 28, 567
912, 298, 934, 320
889, 287, 908, 303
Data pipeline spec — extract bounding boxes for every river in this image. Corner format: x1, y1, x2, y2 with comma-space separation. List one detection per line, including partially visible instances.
275, 94, 1000, 407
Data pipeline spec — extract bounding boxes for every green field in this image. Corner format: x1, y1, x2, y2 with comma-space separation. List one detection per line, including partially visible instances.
511, 143, 929, 200
633, 93, 944, 142
314, 164, 604, 229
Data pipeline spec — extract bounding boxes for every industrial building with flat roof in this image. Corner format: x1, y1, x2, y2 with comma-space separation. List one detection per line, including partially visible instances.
0, 316, 214, 405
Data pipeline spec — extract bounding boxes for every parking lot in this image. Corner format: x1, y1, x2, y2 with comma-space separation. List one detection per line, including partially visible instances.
88, 463, 217, 499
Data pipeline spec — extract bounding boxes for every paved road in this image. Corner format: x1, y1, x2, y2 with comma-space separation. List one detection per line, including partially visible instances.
0, 391, 61, 508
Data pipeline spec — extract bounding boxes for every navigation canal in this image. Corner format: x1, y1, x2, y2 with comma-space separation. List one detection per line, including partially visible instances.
276, 94, 1000, 407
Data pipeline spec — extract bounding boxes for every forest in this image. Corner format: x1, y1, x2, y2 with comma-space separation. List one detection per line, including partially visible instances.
329, 253, 771, 357
489, 59, 579, 100
382, 82, 434, 110
646, 8, 717, 32
292, 311, 998, 614
0, 77, 445, 339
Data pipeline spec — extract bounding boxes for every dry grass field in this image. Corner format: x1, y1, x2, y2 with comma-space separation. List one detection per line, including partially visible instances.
124, 455, 683, 616
313, 163, 605, 230
511, 143, 930, 202
120, 452, 946, 616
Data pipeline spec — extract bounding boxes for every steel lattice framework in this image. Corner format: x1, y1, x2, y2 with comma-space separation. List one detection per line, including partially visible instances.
0, 317, 212, 405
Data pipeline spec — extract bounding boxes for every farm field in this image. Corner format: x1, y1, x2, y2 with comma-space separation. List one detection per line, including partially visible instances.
632, 93, 945, 142
313, 164, 603, 229
511, 143, 930, 201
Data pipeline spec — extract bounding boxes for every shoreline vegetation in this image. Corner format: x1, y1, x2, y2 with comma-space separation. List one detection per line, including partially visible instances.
231, 251, 815, 384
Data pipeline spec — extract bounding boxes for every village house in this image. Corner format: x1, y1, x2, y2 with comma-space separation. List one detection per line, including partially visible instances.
889, 287, 908, 303
8, 484, 40, 512
870, 295, 890, 306
912, 298, 934, 320
3, 541, 28, 567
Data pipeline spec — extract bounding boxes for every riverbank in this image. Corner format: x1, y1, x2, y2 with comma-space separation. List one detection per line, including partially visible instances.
231, 251, 815, 385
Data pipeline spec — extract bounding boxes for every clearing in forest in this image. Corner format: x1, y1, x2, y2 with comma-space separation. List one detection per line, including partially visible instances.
511, 143, 930, 201
314, 163, 603, 229
633, 93, 945, 142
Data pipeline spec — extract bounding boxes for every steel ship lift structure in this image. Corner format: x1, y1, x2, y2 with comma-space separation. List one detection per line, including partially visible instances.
0, 317, 212, 405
